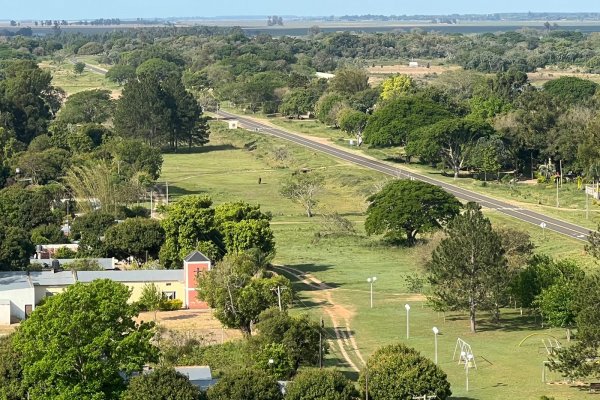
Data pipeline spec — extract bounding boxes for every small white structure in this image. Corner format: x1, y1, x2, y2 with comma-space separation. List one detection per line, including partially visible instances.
0, 300, 11, 325
315, 72, 335, 79
228, 120, 239, 129
409, 61, 419, 68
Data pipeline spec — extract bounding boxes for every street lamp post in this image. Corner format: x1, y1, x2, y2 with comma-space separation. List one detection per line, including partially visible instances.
367, 277, 377, 308
432, 327, 439, 364
405, 304, 411, 339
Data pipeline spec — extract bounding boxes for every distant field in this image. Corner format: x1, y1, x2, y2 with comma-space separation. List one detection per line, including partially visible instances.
159, 121, 597, 399
39, 59, 120, 97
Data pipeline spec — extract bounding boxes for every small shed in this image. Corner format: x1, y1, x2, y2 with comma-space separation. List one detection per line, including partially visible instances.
409, 61, 419, 68
228, 120, 239, 129
0, 300, 11, 325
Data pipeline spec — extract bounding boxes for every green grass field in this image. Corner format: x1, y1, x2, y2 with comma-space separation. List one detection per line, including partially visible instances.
39, 59, 120, 97
160, 121, 598, 399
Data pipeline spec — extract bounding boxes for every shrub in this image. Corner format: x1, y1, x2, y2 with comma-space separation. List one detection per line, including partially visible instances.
160, 299, 183, 311
358, 343, 451, 400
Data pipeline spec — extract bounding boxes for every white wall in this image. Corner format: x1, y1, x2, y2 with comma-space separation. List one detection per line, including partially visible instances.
0, 303, 10, 325
1, 287, 35, 322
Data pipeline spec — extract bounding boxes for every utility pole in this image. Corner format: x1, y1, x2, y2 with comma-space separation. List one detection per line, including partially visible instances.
150, 190, 153, 218
319, 317, 324, 368
556, 177, 559, 208
271, 286, 287, 311
365, 368, 369, 400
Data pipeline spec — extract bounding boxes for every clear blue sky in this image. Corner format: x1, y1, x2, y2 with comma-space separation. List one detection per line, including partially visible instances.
4, 0, 600, 20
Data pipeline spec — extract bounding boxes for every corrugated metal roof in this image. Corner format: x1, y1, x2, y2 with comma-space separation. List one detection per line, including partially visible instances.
174, 366, 212, 381
30, 271, 74, 286
0, 272, 31, 291
184, 251, 210, 263
1, 269, 183, 292
77, 270, 184, 283
31, 258, 115, 270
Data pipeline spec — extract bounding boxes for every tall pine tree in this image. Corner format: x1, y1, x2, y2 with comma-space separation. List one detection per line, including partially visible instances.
427, 202, 507, 332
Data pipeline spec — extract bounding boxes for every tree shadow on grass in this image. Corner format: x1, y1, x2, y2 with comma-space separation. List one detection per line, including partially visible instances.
476, 312, 543, 333
163, 143, 237, 154
442, 311, 543, 333
166, 185, 207, 197
275, 263, 340, 290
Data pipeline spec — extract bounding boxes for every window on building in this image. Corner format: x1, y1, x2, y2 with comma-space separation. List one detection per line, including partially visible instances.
162, 291, 176, 300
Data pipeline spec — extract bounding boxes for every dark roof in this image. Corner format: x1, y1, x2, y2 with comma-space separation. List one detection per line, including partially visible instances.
184, 251, 210, 263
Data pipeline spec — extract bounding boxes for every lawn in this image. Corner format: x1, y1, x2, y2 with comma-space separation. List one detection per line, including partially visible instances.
39, 59, 120, 97
160, 121, 598, 399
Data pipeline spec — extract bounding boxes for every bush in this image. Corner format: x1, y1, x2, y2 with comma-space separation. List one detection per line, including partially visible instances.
207, 369, 282, 400
285, 369, 357, 400
358, 343, 451, 400
160, 299, 183, 311
121, 367, 202, 400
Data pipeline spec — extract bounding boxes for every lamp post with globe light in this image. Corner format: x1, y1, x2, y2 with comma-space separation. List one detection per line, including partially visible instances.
432, 327, 439, 364
405, 304, 411, 339
367, 277, 377, 308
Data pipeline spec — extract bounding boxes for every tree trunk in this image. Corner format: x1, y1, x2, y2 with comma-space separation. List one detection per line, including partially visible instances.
469, 298, 477, 333
306, 207, 313, 218
454, 167, 459, 180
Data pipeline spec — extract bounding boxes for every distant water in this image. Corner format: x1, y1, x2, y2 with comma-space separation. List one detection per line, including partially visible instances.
243, 24, 600, 36
4, 24, 600, 37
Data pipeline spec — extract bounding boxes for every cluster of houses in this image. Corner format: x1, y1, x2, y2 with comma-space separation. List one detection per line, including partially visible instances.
0, 249, 212, 325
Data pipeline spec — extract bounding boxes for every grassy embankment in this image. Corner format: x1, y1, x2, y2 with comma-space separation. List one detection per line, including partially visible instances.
160, 121, 597, 399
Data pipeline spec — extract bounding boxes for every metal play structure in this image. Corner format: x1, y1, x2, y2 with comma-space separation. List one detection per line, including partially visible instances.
453, 338, 477, 369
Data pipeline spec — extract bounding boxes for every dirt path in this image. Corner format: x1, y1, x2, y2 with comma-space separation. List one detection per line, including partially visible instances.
273, 265, 365, 371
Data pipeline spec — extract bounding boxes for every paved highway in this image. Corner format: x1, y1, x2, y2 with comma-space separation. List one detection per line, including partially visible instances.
219, 110, 592, 242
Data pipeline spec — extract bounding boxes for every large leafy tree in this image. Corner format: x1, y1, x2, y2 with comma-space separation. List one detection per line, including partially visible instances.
114, 76, 173, 147
71, 210, 116, 257
0, 335, 26, 400
363, 96, 452, 147
57, 89, 114, 124
161, 197, 275, 268
427, 202, 507, 332
121, 368, 203, 400
358, 343, 451, 400
407, 118, 494, 179
338, 108, 368, 145
13, 279, 157, 399
214, 202, 275, 257
105, 217, 165, 262
551, 275, 600, 380
511, 255, 582, 309
0, 60, 64, 144
0, 226, 34, 271
329, 68, 369, 96
255, 308, 327, 370
197, 254, 292, 335
365, 180, 461, 246
543, 76, 598, 105
285, 369, 356, 400
207, 369, 282, 400
0, 185, 59, 231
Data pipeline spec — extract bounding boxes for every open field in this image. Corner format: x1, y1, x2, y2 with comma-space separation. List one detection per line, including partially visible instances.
160, 121, 597, 398
39, 59, 120, 97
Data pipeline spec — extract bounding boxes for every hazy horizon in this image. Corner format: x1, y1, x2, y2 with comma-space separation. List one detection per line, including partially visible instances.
3, 1, 600, 21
